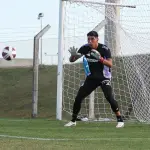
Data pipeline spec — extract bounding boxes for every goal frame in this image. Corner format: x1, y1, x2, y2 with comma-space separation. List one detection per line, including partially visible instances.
56, 0, 136, 120
32, 24, 51, 118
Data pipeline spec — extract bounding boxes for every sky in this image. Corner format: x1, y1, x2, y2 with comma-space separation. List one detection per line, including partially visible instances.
0, 0, 59, 64
0, 0, 59, 37
0, 0, 150, 64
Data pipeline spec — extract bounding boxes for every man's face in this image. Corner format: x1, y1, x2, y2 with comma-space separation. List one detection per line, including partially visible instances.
87, 36, 98, 49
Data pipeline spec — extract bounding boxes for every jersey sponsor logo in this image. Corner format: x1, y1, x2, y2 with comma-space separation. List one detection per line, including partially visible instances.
86, 58, 99, 62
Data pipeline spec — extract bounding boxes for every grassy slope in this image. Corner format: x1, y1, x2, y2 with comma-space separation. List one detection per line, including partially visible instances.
0, 66, 57, 118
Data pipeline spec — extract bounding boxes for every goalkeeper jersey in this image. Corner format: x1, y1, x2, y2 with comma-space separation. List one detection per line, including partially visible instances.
78, 43, 112, 80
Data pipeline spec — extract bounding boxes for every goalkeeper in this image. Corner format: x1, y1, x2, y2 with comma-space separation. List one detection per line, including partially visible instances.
64, 31, 124, 128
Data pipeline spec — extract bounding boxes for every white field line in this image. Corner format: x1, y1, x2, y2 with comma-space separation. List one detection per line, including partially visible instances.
0, 134, 150, 141
0, 119, 31, 122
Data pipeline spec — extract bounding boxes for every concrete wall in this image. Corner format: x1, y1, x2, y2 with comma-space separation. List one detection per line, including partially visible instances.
0, 58, 33, 68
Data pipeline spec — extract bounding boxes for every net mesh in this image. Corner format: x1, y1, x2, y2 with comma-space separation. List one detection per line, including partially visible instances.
62, 0, 150, 122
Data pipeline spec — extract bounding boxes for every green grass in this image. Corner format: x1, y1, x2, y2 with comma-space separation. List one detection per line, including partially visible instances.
0, 58, 136, 119
0, 119, 150, 150
0, 62, 149, 149
0, 66, 57, 118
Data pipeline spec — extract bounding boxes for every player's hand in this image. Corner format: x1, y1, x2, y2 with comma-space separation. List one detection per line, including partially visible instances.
91, 49, 104, 63
68, 46, 81, 56
68, 46, 82, 62
91, 49, 101, 59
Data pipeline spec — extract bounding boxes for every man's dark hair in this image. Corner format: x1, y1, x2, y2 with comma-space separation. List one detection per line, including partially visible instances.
87, 31, 98, 37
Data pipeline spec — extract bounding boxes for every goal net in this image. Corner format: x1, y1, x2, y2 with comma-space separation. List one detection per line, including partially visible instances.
58, 0, 150, 122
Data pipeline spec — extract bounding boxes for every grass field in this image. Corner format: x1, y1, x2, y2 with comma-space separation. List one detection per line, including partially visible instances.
0, 119, 150, 150
0, 66, 57, 118
0, 66, 150, 149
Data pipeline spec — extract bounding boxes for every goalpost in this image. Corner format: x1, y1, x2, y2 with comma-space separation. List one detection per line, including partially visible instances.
57, 0, 150, 122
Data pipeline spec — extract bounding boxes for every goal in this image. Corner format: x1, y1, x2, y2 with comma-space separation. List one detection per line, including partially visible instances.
57, 0, 150, 122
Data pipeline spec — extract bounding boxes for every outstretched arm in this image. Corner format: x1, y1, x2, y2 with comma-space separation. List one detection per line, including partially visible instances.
69, 55, 82, 62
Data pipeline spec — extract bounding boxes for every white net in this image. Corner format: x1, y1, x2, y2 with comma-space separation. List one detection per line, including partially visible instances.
62, 0, 150, 122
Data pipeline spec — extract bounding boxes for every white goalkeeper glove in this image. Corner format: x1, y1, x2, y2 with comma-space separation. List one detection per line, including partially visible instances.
68, 46, 82, 62
68, 46, 81, 56
90, 49, 104, 63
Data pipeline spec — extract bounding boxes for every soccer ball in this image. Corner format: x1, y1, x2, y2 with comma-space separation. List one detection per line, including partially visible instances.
2, 46, 16, 61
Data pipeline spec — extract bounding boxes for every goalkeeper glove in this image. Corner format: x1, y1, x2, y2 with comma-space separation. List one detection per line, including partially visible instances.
68, 46, 81, 62
90, 49, 104, 63
68, 46, 81, 56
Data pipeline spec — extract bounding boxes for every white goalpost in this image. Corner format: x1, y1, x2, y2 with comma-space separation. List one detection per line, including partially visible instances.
57, 0, 150, 122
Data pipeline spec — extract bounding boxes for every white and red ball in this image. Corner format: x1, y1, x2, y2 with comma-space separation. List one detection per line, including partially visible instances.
2, 46, 16, 61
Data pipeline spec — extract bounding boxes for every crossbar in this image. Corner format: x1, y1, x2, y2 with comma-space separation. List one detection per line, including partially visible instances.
64, 0, 136, 8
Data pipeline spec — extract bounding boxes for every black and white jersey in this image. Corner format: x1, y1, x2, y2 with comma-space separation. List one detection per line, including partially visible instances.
78, 43, 112, 80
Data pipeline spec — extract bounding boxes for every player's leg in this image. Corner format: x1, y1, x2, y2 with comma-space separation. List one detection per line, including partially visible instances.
64, 78, 99, 126
100, 80, 124, 128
